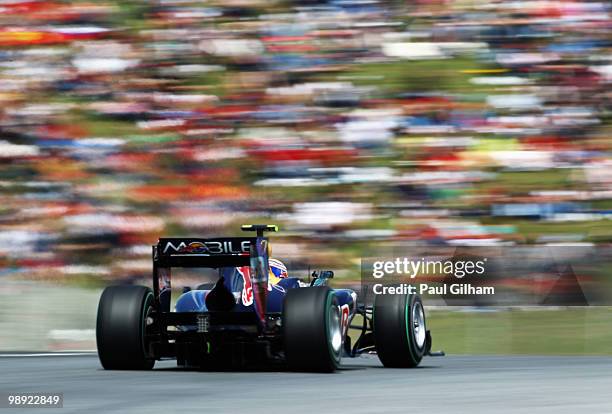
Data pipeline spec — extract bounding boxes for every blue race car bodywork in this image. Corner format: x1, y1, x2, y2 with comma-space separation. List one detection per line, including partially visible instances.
176, 267, 357, 339
176, 270, 356, 316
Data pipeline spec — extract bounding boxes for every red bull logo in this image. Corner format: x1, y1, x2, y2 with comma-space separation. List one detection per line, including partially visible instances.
237, 266, 253, 306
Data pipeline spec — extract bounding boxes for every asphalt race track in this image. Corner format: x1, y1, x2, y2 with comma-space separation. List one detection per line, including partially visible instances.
1, 354, 610, 413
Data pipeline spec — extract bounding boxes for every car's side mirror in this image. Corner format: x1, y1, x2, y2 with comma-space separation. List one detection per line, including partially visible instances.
319, 270, 334, 279
311, 270, 334, 279
310, 270, 334, 286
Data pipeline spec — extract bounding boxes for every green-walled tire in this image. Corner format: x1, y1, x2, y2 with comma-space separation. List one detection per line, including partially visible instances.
283, 286, 342, 372
96, 285, 155, 370
373, 293, 426, 368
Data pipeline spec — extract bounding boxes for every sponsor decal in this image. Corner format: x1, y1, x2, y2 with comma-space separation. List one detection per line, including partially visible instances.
162, 240, 250, 255
181, 242, 208, 254
237, 266, 253, 306
339, 304, 350, 336
237, 265, 283, 306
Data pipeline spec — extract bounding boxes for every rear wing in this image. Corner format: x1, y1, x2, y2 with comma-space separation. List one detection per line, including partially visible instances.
153, 237, 257, 313
152, 236, 270, 328
152, 225, 277, 330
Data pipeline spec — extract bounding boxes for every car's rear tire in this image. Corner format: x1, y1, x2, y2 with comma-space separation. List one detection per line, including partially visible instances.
373, 292, 426, 368
96, 285, 155, 370
283, 286, 342, 372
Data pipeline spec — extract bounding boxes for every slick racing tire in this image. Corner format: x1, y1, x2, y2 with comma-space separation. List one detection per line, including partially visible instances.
283, 286, 342, 372
96, 285, 155, 370
373, 292, 426, 368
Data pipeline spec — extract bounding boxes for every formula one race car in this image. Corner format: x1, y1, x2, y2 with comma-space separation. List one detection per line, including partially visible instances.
96, 225, 437, 372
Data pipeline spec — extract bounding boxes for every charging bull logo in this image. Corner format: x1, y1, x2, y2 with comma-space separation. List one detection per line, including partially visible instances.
237, 266, 253, 306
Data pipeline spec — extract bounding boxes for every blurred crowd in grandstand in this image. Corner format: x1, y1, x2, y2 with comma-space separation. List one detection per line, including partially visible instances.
0, 0, 610, 284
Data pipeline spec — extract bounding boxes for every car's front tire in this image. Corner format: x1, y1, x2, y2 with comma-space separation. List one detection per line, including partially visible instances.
96, 285, 155, 370
373, 292, 426, 368
283, 286, 342, 372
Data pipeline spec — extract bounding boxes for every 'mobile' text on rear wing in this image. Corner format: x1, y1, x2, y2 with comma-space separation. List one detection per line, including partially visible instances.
154, 237, 257, 268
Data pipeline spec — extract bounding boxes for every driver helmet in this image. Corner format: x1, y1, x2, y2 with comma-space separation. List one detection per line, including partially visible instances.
269, 258, 288, 279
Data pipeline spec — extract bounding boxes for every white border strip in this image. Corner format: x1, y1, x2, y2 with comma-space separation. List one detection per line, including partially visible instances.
0, 352, 96, 357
